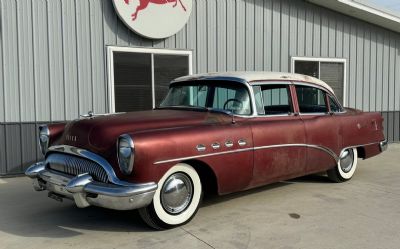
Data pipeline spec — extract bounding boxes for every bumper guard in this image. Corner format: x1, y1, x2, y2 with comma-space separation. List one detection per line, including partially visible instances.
25, 162, 157, 210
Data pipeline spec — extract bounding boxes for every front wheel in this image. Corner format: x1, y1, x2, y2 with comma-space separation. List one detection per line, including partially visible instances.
327, 148, 358, 183
139, 164, 202, 230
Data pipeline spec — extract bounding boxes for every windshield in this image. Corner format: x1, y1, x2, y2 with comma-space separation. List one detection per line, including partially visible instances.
159, 81, 252, 115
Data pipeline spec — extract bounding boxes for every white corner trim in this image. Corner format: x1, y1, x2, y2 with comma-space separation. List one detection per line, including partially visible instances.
106, 46, 193, 113
290, 57, 347, 107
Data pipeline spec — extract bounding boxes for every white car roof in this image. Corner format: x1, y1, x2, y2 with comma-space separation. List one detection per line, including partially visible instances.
173, 71, 334, 94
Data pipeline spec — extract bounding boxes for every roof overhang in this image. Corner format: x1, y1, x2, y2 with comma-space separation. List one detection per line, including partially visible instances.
306, 0, 400, 33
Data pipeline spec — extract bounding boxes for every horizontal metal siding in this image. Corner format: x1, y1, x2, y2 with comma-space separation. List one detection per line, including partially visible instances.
20, 124, 37, 170
5, 125, 22, 174
0, 125, 6, 175
0, 122, 46, 176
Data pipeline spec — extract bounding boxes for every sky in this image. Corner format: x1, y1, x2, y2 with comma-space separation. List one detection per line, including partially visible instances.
365, 0, 400, 15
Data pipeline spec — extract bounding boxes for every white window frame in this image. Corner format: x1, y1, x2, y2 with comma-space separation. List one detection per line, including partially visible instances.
290, 57, 347, 107
107, 46, 193, 113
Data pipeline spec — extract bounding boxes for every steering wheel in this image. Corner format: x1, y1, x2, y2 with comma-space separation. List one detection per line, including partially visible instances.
223, 98, 243, 112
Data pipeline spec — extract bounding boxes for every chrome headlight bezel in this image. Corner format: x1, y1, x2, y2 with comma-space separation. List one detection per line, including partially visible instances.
38, 125, 50, 155
117, 134, 135, 175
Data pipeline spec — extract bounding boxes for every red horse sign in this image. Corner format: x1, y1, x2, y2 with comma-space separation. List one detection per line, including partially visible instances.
113, 0, 192, 39
124, 0, 187, 21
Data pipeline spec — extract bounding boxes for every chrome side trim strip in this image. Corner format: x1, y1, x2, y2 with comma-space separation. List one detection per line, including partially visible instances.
154, 147, 254, 165
47, 145, 155, 188
252, 144, 339, 162
154, 141, 382, 165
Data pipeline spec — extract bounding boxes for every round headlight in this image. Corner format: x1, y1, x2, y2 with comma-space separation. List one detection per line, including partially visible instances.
117, 134, 135, 175
38, 125, 50, 155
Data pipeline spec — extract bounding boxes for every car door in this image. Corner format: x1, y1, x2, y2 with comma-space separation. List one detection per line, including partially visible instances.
294, 84, 342, 173
249, 82, 307, 188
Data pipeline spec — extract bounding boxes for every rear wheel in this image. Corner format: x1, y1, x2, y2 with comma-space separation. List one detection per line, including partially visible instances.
327, 148, 358, 182
139, 164, 202, 230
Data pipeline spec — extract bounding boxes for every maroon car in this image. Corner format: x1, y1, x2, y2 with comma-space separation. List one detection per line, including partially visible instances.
26, 72, 387, 229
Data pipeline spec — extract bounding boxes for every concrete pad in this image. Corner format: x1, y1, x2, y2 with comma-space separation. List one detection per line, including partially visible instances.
0, 144, 399, 249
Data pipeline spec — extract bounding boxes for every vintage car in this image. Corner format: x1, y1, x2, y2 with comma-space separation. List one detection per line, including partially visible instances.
26, 72, 387, 229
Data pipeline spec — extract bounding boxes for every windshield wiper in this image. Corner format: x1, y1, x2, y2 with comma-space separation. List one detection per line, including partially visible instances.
156, 105, 208, 111
156, 106, 234, 116
207, 108, 232, 115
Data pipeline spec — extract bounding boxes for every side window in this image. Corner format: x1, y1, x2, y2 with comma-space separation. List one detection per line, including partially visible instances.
253, 84, 293, 115
328, 95, 342, 113
296, 85, 328, 113
212, 86, 252, 115
253, 86, 265, 115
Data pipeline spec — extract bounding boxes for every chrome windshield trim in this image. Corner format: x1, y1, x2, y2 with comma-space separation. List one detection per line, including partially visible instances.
154, 141, 382, 165
172, 76, 249, 85
47, 145, 150, 187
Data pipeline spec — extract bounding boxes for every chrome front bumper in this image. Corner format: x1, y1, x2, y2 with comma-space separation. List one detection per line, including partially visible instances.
25, 162, 157, 210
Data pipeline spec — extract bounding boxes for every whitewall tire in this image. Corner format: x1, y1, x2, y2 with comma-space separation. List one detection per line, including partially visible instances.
139, 163, 202, 230
327, 148, 358, 182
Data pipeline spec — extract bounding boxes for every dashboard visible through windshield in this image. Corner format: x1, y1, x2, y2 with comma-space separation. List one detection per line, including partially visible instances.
159, 81, 252, 115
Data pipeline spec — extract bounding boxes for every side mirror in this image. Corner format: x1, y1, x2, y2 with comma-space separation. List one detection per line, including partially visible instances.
228, 109, 236, 124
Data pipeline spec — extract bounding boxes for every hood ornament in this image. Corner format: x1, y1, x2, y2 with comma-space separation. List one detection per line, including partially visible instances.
80, 111, 94, 118
79, 111, 124, 119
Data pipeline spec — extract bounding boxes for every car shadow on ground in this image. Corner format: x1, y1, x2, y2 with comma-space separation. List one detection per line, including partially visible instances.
0, 174, 332, 238
201, 174, 332, 206
288, 173, 332, 184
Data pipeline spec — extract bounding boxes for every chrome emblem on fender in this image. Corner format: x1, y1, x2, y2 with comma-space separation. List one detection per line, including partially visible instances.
238, 139, 247, 146
211, 142, 220, 150
196, 144, 206, 152
225, 140, 234, 148
66, 135, 77, 142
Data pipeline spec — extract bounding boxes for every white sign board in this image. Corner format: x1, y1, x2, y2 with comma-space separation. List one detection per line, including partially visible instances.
112, 0, 193, 39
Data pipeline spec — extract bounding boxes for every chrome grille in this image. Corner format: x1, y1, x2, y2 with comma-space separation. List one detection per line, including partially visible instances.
46, 153, 109, 183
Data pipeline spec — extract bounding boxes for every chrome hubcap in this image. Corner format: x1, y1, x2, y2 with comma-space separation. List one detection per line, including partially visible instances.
340, 149, 354, 173
160, 172, 193, 215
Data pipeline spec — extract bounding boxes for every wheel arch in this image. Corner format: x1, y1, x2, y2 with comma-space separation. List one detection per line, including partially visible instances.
182, 159, 219, 196
356, 146, 366, 159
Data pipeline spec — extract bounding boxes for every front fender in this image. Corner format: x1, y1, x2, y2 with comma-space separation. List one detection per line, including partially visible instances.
126, 122, 254, 194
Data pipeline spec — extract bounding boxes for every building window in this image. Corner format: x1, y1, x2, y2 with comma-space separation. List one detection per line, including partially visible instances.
291, 57, 346, 106
107, 47, 192, 113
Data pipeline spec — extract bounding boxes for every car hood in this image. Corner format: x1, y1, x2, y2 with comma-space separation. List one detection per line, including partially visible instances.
56, 109, 228, 153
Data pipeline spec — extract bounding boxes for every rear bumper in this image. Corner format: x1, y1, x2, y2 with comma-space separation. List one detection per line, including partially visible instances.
25, 162, 157, 210
380, 140, 388, 152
